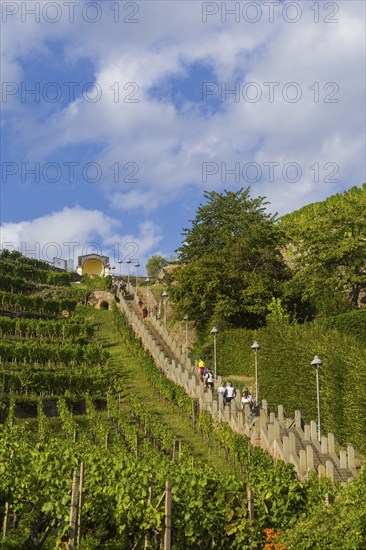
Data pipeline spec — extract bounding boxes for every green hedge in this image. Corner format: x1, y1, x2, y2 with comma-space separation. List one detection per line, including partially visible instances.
323, 309, 366, 343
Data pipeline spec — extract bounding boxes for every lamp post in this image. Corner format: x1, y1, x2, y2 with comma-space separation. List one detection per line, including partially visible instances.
126, 258, 131, 286
183, 315, 189, 360
118, 259, 122, 277
211, 327, 218, 379
251, 341, 261, 406
134, 262, 140, 292
144, 277, 150, 307
162, 291, 168, 326
311, 355, 323, 443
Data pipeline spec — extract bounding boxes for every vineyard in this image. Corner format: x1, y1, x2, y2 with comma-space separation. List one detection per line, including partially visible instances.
0, 250, 365, 549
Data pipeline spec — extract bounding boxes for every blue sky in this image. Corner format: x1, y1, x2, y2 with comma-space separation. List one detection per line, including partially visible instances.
1, 0, 365, 273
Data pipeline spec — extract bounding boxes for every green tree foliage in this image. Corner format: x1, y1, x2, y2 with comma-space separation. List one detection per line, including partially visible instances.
170, 188, 288, 329
281, 184, 366, 317
280, 467, 366, 549
80, 274, 113, 291
145, 254, 168, 279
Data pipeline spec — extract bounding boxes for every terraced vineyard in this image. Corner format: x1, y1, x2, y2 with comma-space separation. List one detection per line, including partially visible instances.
0, 250, 365, 549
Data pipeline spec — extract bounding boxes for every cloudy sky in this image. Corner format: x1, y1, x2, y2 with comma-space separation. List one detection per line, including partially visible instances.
1, 0, 365, 273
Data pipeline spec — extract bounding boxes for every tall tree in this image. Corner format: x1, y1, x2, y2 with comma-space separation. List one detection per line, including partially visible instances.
145, 255, 168, 279
169, 188, 288, 329
281, 184, 366, 316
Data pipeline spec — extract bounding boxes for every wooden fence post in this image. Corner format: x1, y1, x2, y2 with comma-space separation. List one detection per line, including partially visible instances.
247, 489, 254, 521
76, 462, 84, 548
144, 477, 153, 549
163, 481, 171, 550
172, 438, 176, 461
68, 468, 80, 550
2, 502, 9, 538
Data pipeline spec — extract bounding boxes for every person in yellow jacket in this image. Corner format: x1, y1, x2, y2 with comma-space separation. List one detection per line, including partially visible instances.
197, 359, 205, 381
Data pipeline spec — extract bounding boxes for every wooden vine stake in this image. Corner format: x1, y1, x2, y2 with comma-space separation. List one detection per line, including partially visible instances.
68, 468, 80, 550
247, 489, 255, 521
172, 438, 176, 461
144, 477, 153, 549
163, 480, 171, 550
2, 502, 9, 538
76, 462, 84, 548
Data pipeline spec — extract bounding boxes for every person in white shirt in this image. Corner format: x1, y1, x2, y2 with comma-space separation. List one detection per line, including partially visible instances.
217, 382, 226, 400
204, 368, 215, 391
241, 387, 254, 411
223, 382, 236, 405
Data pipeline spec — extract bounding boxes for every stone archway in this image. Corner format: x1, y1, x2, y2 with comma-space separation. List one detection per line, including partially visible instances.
87, 291, 115, 309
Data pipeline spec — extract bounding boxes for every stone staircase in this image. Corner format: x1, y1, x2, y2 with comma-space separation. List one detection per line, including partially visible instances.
117, 284, 361, 484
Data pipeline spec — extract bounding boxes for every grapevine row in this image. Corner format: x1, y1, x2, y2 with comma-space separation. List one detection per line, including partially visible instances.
0, 290, 77, 316
0, 341, 108, 366
0, 404, 252, 548
0, 248, 54, 270
0, 315, 94, 340
1, 365, 113, 396
0, 258, 72, 286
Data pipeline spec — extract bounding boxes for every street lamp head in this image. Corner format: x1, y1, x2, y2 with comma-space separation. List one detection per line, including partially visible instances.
145, 277, 150, 283
311, 355, 323, 366
251, 341, 260, 351
134, 262, 140, 268
118, 260, 122, 264
126, 258, 131, 264
183, 315, 188, 321
210, 327, 218, 335
162, 291, 168, 298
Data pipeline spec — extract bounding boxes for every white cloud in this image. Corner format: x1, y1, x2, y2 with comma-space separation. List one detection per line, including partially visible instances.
0, 206, 162, 271
1, 0, 365, 246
